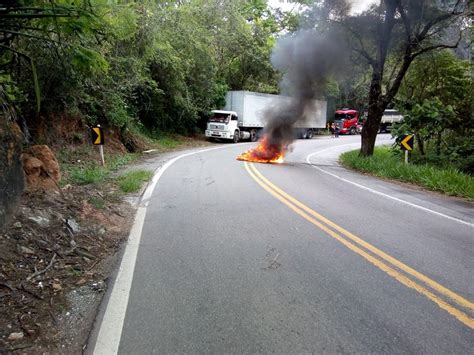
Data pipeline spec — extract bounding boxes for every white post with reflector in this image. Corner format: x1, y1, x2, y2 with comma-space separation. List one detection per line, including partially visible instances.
92, 124, 105, 166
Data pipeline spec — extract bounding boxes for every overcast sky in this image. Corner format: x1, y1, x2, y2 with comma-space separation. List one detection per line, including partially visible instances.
267, 0, 378, 15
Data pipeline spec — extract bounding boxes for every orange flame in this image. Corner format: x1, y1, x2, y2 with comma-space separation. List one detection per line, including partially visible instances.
237, 136, 286, 164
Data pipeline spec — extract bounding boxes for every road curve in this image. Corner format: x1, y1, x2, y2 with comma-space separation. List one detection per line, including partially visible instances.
93, 134, 474, 353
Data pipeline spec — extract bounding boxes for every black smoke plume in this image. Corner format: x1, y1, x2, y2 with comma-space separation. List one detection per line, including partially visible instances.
264, 29, 346, 147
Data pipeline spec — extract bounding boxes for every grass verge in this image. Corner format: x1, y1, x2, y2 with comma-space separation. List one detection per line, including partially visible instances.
156, 135, 181, 149
62, 152, 138, 186
137, 129, 189, 150
340, 146, 474, 200
115, 170, 154, 193
58, 131, 208, 187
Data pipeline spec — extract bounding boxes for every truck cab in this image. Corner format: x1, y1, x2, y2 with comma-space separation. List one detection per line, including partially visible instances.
205, 110, 240, 143
334, 109, 359, 135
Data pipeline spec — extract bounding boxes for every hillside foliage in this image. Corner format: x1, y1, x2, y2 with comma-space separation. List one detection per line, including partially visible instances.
1, 0, 287, 143
1, 0, 472, 169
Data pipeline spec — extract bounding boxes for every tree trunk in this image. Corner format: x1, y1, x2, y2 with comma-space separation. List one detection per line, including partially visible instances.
359, 0, 397, 157
355, 0, 464, 157
0, 120, 25, 232
360, 105, 384, 156
360, 71, 386, 156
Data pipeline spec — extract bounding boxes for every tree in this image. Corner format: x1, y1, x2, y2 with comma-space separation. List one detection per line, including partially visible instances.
0, 1, 93, 116
393, 50, 473, 171
2, 0, 291, 142
397, 50, 471, 117
342, 0, 469, 156
395, 97, 456, 155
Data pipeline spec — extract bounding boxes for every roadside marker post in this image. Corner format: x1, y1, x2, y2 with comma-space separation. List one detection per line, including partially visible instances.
400, 134, 414, 164
91, 125, 105, 166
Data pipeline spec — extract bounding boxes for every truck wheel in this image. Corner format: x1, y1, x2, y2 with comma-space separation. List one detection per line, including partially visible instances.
350, 127, 356, 135
233, 130, 240, 143
250, 129, 258, 142
306, 129, 313, 139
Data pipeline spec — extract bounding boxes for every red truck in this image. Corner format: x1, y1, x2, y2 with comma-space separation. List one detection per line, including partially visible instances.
334, 108, 360, 135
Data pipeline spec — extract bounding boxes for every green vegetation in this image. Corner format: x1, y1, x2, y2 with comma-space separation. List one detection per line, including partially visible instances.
157, 137, 180, 150
1, 1, 470, 165
393, 51, 473, 175
340, 146, 474, 200
61, 152, 137, 185
107, 154, 137, 171
88, 196, 106, 209
67, 266, 83, 277
60, 146, 152, 193
142, 131, 185, 149
116, 170, 154, 193
68, 164, 108, 185
1, 0, 287, 148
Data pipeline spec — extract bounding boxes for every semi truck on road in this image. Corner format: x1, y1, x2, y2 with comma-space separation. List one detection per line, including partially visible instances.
205, 91, 327, 143
334, 108, 360, 135
334, 108, 404, 135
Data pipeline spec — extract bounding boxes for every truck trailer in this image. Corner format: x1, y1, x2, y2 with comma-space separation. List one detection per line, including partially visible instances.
379, 109, 403, 133
205, 91, 327, 143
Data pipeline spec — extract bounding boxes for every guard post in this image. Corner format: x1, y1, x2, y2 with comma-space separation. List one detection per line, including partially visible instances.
91, 124, 105, 166
400, 134, 414, 164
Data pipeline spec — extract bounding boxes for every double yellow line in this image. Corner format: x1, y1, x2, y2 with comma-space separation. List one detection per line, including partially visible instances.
244, 162, 474, 329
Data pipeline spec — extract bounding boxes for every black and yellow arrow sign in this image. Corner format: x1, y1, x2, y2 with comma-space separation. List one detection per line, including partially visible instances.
400, 134, 413, 151
91, 126, 104, 145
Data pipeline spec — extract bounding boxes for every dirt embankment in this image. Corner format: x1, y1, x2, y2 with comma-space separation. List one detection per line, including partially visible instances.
0, 127, 136, 352
1, 126, 211, 352
0, 166, 133, 352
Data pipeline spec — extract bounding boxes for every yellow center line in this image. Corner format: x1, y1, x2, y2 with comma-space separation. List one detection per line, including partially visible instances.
248, 162, 474, 312
244, 162, 474, 329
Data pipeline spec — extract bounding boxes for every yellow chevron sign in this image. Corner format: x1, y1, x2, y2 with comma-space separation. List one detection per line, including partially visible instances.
92, 126, 104, 145
400, 134, 413, 151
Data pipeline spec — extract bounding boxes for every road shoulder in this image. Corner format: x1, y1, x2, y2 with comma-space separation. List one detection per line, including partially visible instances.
306, 139, 473, 227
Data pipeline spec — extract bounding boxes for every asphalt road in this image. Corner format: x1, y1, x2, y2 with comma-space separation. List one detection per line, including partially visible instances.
93, 134, 474, 353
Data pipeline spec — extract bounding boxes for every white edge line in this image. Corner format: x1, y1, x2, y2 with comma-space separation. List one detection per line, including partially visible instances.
92, 143, 250, 354
306, 148, 474, 228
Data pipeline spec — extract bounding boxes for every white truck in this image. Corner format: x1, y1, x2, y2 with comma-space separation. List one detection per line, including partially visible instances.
205, 91, 327, 143
379, 109, 404, 133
